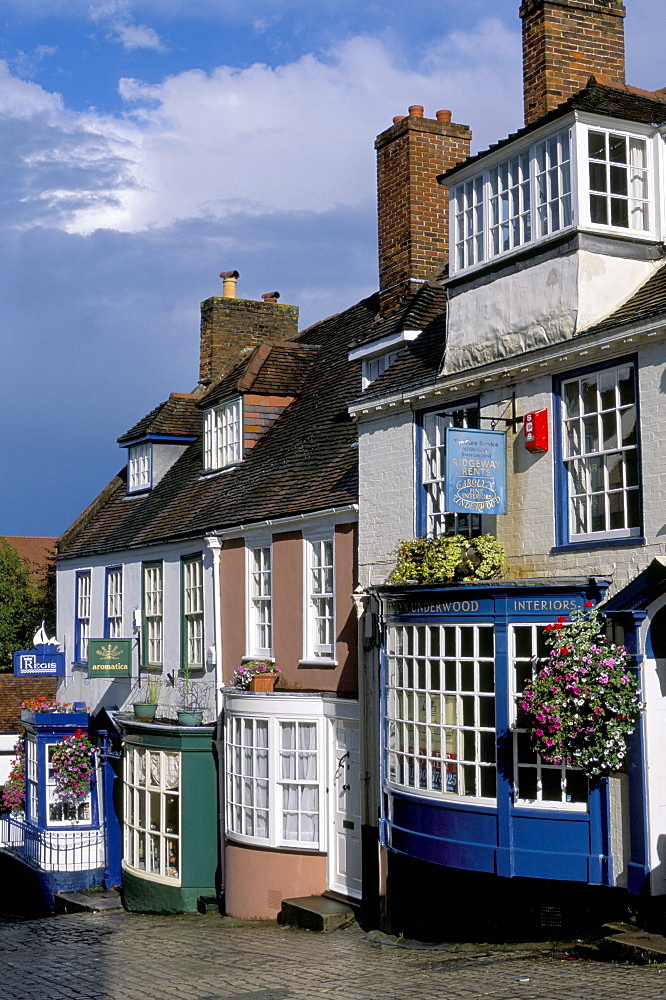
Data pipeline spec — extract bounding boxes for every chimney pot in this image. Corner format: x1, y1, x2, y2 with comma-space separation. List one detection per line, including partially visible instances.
261, 291, 280, 302
393, 115, 406, 124
408, 105, 424, 118
436, 110, 452, 123
220, 270, 240, 298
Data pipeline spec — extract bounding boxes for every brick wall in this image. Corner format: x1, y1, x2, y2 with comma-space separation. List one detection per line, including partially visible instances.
199, 298, 299, 386
375, 109, 471, 313
520, 0, 626, 125
243, 393, 295, 453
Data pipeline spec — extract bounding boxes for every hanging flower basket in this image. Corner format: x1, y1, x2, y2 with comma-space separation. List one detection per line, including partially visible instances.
520, 606, 642, 780
50, 730, 97, 804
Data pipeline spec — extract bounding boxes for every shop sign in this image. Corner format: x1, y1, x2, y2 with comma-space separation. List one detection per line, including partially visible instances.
13, 647, 65, 676
88, 638, 132, 677
445, 427, 507, 515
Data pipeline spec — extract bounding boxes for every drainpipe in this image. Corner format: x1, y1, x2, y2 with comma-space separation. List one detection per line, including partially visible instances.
205, 533, 226, 904
205, 534, 224, 713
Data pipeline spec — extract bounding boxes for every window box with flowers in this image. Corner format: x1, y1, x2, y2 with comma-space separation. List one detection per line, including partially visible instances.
20, 697, 88, 728
232, 660, 281, 692
520, 606, 642, 780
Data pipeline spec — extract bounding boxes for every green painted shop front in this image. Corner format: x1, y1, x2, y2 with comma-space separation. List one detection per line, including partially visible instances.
120, 718, 218, 913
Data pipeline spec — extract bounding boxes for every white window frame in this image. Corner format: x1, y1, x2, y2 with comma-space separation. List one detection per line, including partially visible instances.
123, 746, 181, 883
362, 351, 401, 390
46, 742, 93, 827
582, 125, 651, 234
560, 362, 640, 542
225, 706, 325, 851
128, 442, 152, 492
142, 562, 163, 667
182, 556, 204, 671
510, 623, 588, 811
105, 567, 123, 639
26, 736, 38, 824
304, 535, 335, 662
385, 622, 497, 802
203, 397, 242, 471
421, 403, 481, 539
247, 543, 272, 658
75, 570, 91, 663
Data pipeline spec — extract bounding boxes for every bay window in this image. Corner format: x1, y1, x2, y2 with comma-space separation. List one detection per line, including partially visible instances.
124, 746, 180, 881
587, 129, 649, 232
225, 711, 323, 850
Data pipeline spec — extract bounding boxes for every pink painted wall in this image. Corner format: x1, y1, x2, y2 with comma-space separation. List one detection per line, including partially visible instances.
272, 530, 303, 683
225, 843, 327, 919
220, 538, 246, 683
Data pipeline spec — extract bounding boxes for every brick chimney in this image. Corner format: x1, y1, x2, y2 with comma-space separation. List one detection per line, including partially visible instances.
199, 273, 299, 386
376, 106, 472, 313
520, 0, 626, 126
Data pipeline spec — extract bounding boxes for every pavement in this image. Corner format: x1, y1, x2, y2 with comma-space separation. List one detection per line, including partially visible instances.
3, 909, 666, 1000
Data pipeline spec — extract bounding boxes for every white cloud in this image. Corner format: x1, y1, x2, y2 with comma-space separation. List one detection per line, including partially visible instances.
88, 0, 166, 51
0, 60, 63, 117
6, 22, 517, 235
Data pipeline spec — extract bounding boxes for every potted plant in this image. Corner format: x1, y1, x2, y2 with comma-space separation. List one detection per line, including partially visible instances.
232, 660, 280, 692
177, 661, 204, 726
389, 534, 505, 584
520, 606, 642, 779
132, 675, 161, 721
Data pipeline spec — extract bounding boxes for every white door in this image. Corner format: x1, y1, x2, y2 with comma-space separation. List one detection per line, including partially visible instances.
328, 718, 362, 899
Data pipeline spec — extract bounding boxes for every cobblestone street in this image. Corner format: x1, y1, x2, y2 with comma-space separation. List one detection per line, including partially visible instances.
2, 910, 666, 1000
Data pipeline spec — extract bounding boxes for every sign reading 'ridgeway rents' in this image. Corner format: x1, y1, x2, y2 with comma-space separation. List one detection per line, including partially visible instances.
87, 638, 132, 677
445, 427, 507, 516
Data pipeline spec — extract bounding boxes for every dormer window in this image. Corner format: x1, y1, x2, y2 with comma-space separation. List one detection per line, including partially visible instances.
362, 351, 401, 390
450, 120, 654, 276
128, 443, 151, 492
203, 397, 242, 471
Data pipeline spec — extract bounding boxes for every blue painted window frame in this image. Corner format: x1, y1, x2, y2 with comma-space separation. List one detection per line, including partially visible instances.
415, 396, 480, 538
552, 354, 645, 552
104, 566, 123, 639
74, 569, 91, 664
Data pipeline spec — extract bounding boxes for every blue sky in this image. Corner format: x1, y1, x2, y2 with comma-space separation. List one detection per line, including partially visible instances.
2, 0, 665, 538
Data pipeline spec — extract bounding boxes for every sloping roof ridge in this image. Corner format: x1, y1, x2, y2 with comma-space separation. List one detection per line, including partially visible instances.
589, 75, 666, 104
57, 472, 128, 556
237, 342, 273, 392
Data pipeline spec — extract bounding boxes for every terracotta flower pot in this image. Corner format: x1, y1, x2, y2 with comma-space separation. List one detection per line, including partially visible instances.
250, 673, 276, 692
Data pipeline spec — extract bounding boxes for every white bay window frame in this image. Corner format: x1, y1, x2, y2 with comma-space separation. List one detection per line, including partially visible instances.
124, 746, 181, 883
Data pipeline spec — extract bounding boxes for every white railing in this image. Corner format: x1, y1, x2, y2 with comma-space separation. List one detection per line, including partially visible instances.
0, 813, 104, 872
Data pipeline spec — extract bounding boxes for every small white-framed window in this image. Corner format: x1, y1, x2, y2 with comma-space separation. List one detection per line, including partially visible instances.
362, 351, 401, 390
306, 537, 334, 659
510, 624, 588, 809
128, 443, 151, 492
105, 567, 123, 639
560, 362, 639, 541
386, 623, 496, 801
182, 556, 203, 670
75, 570, 91, 663
46, 743, 93, 826
142, 562, 163, 667
203, 397, 242, 470
225, 712, 323, 850
587, 129, 649, 232
248, 545, 272, 656
26, 736, 38, 823
124, 746, 180, 882
421, 404, 481, 538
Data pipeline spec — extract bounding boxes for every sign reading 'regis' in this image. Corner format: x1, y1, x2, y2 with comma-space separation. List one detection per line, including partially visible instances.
13, 648, 65, 676
445, 427, 507, 516
87, 639, 132, 677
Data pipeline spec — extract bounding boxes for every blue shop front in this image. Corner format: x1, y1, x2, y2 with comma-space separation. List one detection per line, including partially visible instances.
374, 578, 647, 937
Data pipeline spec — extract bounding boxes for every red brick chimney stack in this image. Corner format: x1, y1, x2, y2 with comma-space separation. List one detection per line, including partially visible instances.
376, 106, 472, 313
520, 0, 626, 126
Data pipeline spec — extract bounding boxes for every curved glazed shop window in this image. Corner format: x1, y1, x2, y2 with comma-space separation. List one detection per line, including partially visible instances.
225, 714, 322, 849
511, 624, 588, 809
421, 404, 481, 539
386, 624, 496, 800
124, 747, 180, 882
560, 362, 639, 542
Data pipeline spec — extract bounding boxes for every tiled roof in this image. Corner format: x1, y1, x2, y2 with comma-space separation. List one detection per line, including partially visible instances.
199, 341, 320, 408
441, 78, 666, 183
585, 261, 666, 334
117, 393, 201, 444
0, 676, 57, 735
2, 537, 55, 582
350, 282, 447, 350
58, 295, 380, 558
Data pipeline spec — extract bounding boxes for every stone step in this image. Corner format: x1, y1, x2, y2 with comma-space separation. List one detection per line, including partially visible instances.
54, 888, 122, 914
601, 924, 666, 965
279, 895, 355, 932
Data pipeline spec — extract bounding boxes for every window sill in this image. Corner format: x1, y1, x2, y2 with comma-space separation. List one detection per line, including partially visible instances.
298, 659, 338, 669
551, 536, 645, 554
241, 655, 275, 664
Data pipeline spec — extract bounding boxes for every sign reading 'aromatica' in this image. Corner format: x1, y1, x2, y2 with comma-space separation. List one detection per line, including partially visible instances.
445, 427, 507, 515
87, 639, 132, 677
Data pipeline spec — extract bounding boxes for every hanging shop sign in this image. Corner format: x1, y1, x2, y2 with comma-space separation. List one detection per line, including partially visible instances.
88, 638, 132, 678
13, 647, 65, 677
445, 427, 507, 515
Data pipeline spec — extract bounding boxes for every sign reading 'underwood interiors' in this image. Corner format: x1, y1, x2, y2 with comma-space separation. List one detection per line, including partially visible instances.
445, 427, 507, 516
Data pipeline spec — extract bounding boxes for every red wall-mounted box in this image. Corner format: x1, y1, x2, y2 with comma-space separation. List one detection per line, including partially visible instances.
524, 408, 548, 453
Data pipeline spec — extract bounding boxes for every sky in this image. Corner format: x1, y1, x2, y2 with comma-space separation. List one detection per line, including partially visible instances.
2, 0, 666, 538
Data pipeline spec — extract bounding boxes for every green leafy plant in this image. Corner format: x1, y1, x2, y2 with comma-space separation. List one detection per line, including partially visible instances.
138, 674, 161, 704
520, 607, 642, 779
389, 534, 505, 585
50, 730, 97, 804
1, 737, 26, 811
